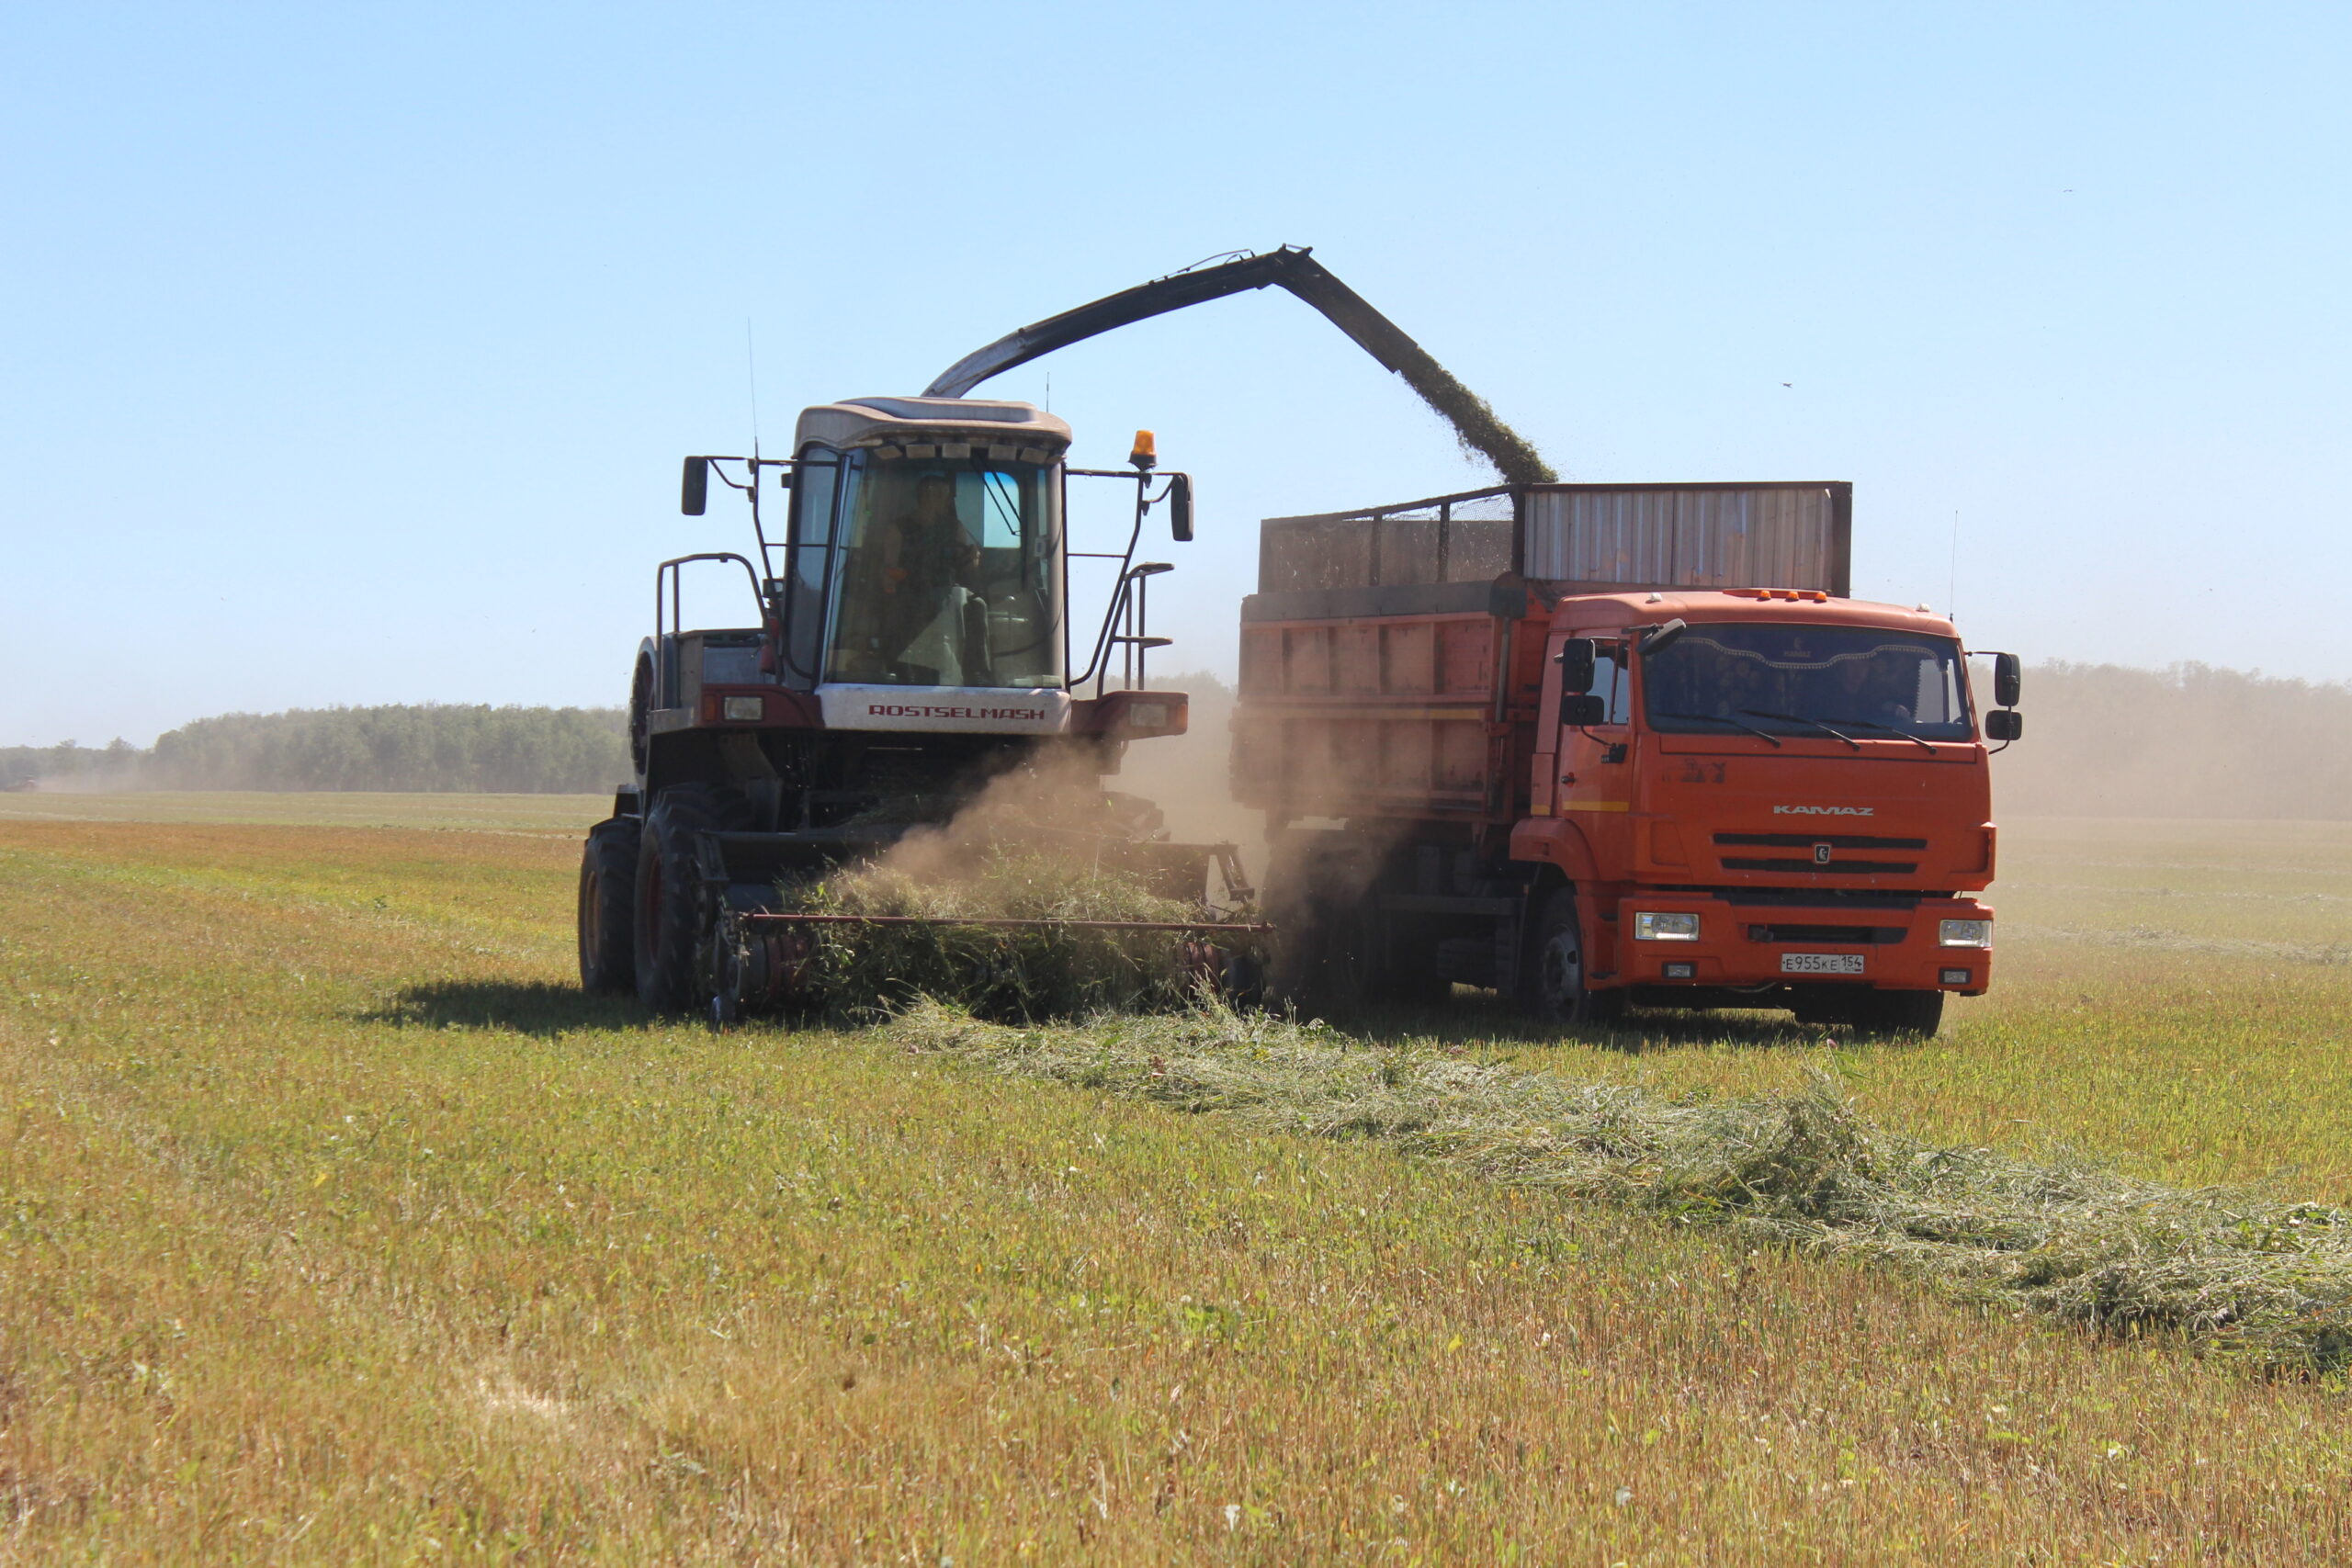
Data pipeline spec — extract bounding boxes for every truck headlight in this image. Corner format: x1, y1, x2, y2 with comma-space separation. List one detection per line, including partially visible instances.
1938, 919, 1992, 948
722, 695, 765, 722
1633, 911, 1701, 942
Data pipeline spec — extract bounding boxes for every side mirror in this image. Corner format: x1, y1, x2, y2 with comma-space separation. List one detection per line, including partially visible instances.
1555, 637, 1597, 694
1167, 473, 1193, 542
1994, 651, 2022, 709
1560, 694, 1607, 728
1638, 617, 1688, 658
680, 457, 708, 516
1984, 709, 2023, 742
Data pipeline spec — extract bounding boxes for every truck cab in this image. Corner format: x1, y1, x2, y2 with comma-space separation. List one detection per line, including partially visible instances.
1513, 589, 2000, 1032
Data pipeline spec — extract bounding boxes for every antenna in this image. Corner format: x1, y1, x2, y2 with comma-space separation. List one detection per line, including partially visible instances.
745, 319, 762, 452
1948, 509, 1961, 621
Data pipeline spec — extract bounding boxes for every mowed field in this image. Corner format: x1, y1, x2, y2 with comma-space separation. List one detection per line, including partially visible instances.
2, 796, 2349, 1563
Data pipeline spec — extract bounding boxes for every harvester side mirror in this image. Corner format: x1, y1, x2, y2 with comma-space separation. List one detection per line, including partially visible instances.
1555, 637, 1597, 694
680, 457, 709, 516
1167, 473, 1193, 542
1560, 693, 1607, 728
1994, 651, 2022, 709
1638, 618, 1688, 658
1985, 709, 2023, 741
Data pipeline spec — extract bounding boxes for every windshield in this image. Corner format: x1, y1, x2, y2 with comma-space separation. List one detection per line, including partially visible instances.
1642, 622, 1973, 741
823, 452, 1064, 688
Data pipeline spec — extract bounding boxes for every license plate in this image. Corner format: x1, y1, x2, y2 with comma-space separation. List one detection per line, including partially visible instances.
1781, 953, 1866, 975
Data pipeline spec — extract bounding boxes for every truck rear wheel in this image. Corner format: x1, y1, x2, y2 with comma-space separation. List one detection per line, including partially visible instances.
1262, 835, 1344, 1016
632, 784, 751, 1014
1845, 989, 1944, 1038
577, 817, 641, 993
1527, 891, 1623, 1028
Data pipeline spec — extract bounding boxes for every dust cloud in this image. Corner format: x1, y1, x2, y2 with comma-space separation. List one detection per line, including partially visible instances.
854, 741, 1174, 890
1104, 672, 1270, 880
1982, 661, 2352, 819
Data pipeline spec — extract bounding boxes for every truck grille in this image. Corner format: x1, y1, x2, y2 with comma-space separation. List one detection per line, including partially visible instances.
1714, 832, 1928, 850
1714, 830, 1921, 876
1722, 888, 1922, 909
1747, 923, 1906, 945
1720, 856, 1918, 875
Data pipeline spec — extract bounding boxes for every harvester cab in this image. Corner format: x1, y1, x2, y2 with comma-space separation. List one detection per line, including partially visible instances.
580, 393, 1245, 1020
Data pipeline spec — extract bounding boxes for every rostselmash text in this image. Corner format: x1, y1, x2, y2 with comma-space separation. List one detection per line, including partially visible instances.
862, 704, 1054, 722
1772, 805, 1875, 817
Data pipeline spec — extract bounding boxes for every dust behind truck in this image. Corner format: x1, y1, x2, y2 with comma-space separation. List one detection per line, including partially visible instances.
1232, 482, 2023, 1034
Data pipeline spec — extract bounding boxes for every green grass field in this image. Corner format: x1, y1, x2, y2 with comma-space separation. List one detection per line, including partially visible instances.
3, 799, 2349, 1562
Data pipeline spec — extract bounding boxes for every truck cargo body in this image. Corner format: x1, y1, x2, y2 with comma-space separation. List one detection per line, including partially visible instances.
1232, 482, 1998, 1028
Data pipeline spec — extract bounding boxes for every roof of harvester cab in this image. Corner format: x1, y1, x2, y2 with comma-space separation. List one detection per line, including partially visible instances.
793, 396, 1073, 453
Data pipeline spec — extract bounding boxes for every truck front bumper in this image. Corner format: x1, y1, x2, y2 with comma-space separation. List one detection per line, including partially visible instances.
1605, 894, 1994, 996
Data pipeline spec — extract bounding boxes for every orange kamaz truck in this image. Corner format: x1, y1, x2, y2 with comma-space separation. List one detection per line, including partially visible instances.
1231, 480, 2022, 1035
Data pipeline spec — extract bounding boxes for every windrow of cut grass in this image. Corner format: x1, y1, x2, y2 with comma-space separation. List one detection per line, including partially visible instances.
885, 1000, 2352, 1373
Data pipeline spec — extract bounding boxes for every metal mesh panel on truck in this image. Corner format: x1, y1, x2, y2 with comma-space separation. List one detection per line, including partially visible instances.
1257, 483, 1849, 595
1259, 489, 1516, 592
1520, 485, 1844, 591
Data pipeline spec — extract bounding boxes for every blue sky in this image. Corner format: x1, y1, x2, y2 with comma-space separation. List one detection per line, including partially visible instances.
5, 1, 2346, 745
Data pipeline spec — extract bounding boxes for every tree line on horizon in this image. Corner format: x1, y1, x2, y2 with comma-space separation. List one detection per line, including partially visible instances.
3, 662, 2347, 818
3, 704, 629, 795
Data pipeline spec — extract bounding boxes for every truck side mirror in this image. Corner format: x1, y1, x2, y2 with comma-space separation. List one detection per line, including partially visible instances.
1560, 694, 1607, 728
1984, 709, 2023, 741
1994, 651, 2021, 709
1638, 618, 1688, 658
681, 457, 708, 516
1167, 473, 1193, 542
1555, 637, 1597, 694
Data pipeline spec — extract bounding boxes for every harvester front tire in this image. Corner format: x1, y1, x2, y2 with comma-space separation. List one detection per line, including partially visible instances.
632, 785, 750, 1015
1527, 891, 1623, 1029
577, 817, 642, 994
1845, 989, 1944, 1038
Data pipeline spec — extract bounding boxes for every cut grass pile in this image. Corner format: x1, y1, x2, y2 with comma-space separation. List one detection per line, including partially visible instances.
888, 999, 2352, 1374
781, 846, 1215, 1021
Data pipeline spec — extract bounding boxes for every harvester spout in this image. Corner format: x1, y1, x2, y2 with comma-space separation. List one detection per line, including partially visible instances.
923, 246, 1557, 487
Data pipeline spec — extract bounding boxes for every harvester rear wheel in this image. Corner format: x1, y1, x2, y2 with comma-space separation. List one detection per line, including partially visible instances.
633, 784, 752, 1014
1527, 891, 1624, 1028
577, 817, 642, 993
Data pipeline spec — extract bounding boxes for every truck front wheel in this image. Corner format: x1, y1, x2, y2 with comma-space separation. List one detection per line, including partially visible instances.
1844, 989, 1944, 1038
1527, 891, 1623, 1028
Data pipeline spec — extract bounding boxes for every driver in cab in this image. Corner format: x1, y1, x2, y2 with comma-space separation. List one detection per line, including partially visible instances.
869, 473, 987, 682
